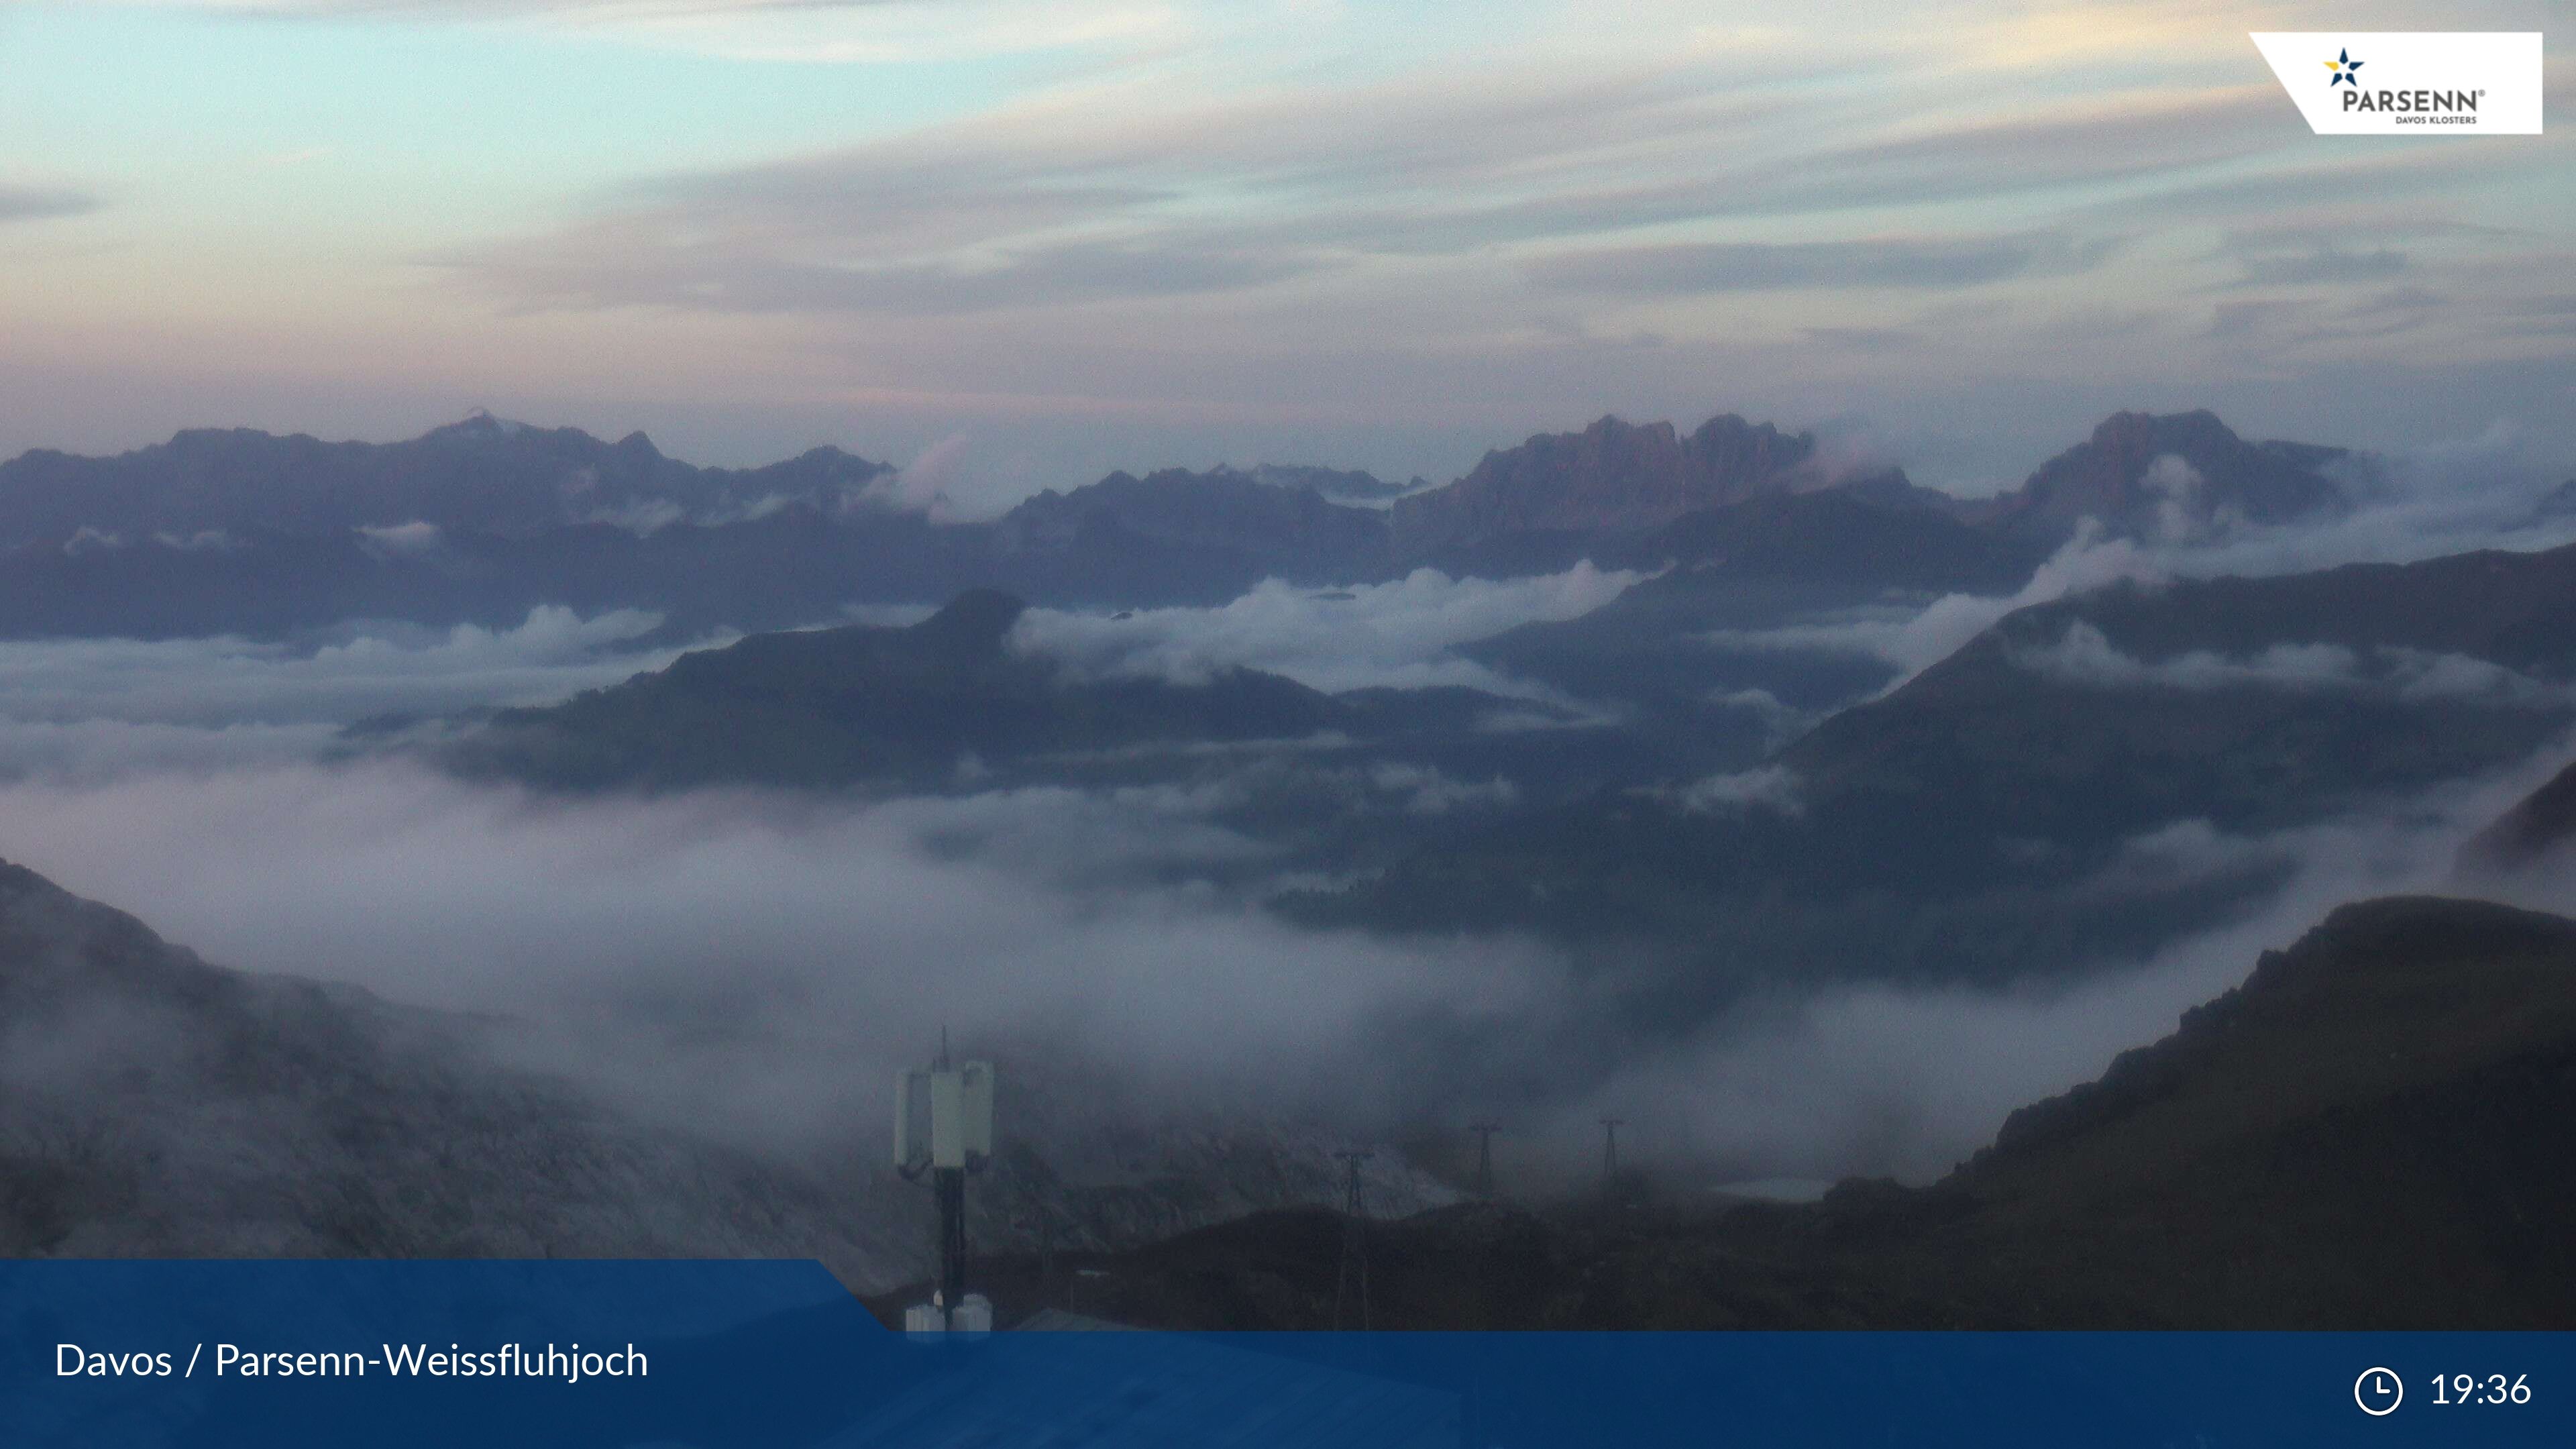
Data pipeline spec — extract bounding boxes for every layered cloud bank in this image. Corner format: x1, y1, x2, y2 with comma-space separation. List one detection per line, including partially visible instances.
13, 732, 2567, 1189
0, 608, 700, 780
0, 761, 1562, 1148
1014, 564, 1638, 695
1526, 746, 2576, 1185
5, 425, 2575, 1193
2013, 622, 2575, 705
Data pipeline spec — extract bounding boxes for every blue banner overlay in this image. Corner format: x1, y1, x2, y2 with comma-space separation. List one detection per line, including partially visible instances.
5, 1260, 2569, 1446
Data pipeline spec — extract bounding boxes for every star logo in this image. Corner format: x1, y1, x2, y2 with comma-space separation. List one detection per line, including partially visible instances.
2324, 48, 2364, 87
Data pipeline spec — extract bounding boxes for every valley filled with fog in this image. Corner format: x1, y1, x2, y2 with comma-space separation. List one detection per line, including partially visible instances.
7, 408, 2575, 1275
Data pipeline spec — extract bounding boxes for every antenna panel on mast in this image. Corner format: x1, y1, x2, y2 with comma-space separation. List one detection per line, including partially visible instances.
892, 1044, 1000, 1335
929, 1069, 967, 1168
894, 1069, 930, 1171
959, 1061, 994, 1160
894, 1061, 995, 1172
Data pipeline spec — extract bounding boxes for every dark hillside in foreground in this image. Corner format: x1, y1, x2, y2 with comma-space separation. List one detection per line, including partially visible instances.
0, 861, 1455, 1285
0, 856, 900, 1267
918, 897, 2576, 1330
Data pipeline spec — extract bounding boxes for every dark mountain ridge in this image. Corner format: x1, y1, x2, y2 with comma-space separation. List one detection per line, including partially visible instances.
1398, 415, 1813, 535
0, 859, 1452, 1281
445, 590, 1351, 792
954, 896, 2576, 1329
433, 590, 1787, 886
1462, 487, 2047, 718
1232, 462, 1423, 502
1311, 537, 2576, 993
994, 466, 1400, 592
0, 855, 900, 1265
1969, 408, 2347, 545
1769, 542, 2576, 851
2457, 753, 2576, 876
0, 413, 892, 547
1390, 413, 1854, 572
0, 407, 2350, 641
0, 425, 1424, 636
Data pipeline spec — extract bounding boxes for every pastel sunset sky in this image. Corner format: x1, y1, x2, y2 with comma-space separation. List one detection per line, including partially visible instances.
2, 0, 2567, 507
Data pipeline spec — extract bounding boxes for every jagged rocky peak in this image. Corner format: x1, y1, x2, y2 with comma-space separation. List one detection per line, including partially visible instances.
984, 467, 1397, 590
1388, 411, 1824, 557
913, 588, 1031, 653
425, 409, 537, 441
1978, 408, 2347, 545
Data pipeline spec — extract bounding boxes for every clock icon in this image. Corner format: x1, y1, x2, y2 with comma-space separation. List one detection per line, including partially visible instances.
2356, 1367, 2404, 1417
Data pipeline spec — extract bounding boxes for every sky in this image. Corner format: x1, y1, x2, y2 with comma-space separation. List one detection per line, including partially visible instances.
2, 0, 2571, 500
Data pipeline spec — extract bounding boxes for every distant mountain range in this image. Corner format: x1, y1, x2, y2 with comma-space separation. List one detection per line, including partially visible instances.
943, 896, 2576, 1329
427, 523, 2576, 1010
1299, 536, 2576, 994
1464, 485, 2045, 724
0, 408, 2351, 639
0, 412, 894, 547
447, 588, 1352, 793
1393, 413, 1874, 572
437, 590, 1758, 879
991, 467, 1401, 594
15, 401, 2576, 1328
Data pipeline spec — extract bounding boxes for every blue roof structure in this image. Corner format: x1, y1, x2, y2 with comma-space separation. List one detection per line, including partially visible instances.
821, 1316, 1460, 1448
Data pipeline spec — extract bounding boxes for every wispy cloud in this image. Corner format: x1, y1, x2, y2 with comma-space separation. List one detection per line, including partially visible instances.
0, 759, 1568, 1150
2214, 225, 2436, 288
443, 55, 1792, 312
1540, 747, 2575, 1183
0, 185, 101, 225
0, 607, 698, 751
466, 231, 1321, 315
2233, 248, 2409, 286
66, 0, 1195, 70
15, 0, 2575, 486
440, 46, 2300, 323
1014, 563, 1640, 695
2012, 621, 2575, 704
93, 1, 973, 19
1528, 229, 2123, 295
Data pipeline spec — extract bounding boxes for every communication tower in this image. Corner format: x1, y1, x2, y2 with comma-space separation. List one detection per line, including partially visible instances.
1332, 1149, 1373, 1331
895, 1036, 996, 1334
1468, 1120, 1501, 1200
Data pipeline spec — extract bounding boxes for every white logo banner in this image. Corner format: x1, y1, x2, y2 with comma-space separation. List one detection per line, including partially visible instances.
2251, 32, 2542, 135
